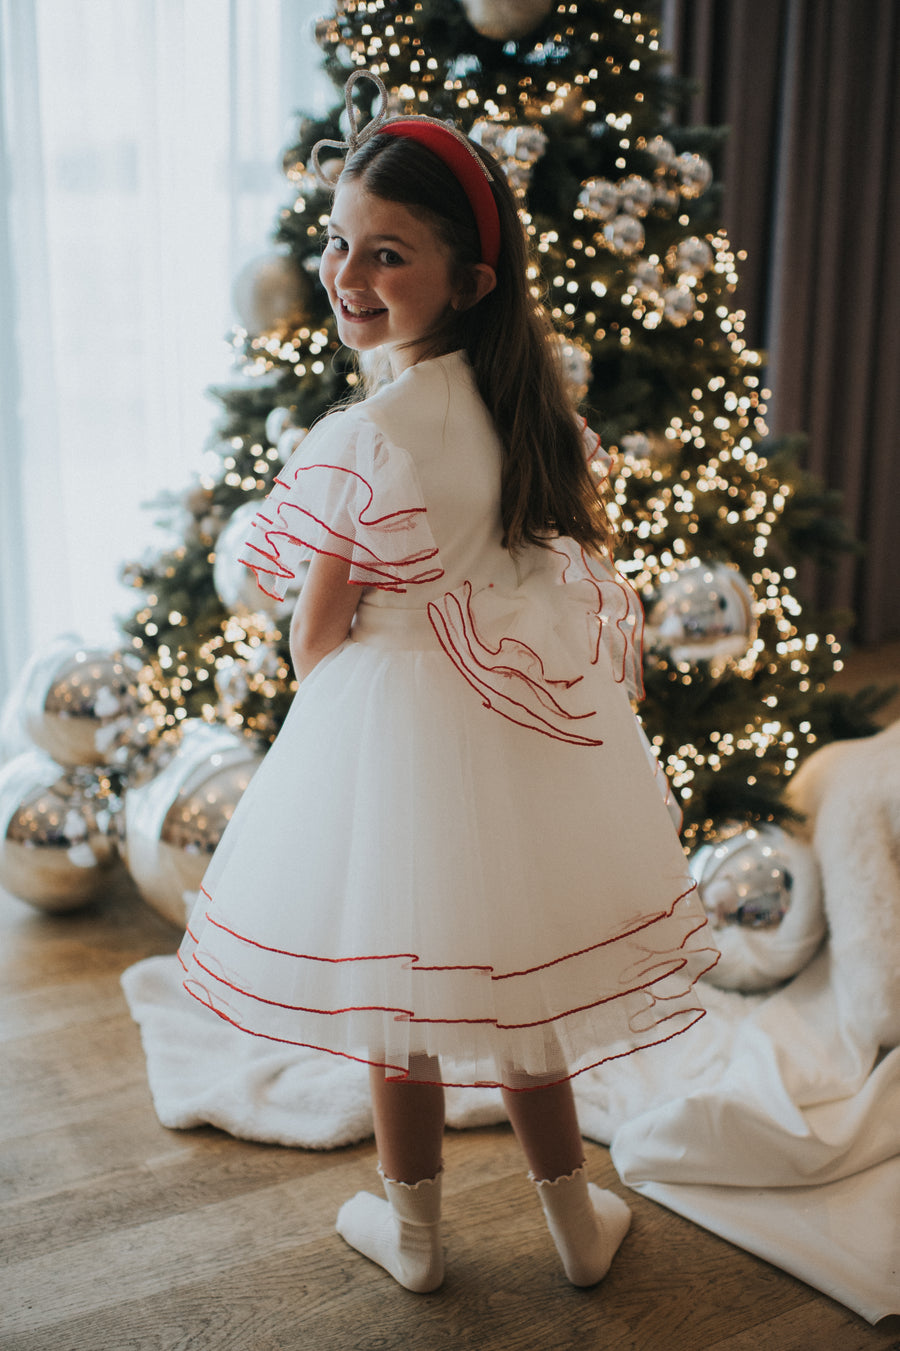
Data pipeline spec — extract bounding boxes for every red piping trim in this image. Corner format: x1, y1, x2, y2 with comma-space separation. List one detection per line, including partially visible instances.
179, 975, 710, 1090
180, 938, 718, 1033
427, 588, 605, 747
191, 883, 708, 985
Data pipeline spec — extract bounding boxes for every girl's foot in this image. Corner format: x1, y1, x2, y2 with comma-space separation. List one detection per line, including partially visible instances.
336, 1166, 444, 1293
532, 1163, 632, 1286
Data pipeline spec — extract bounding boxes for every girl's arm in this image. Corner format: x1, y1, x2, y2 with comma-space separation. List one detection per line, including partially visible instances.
289, 551, 363, 681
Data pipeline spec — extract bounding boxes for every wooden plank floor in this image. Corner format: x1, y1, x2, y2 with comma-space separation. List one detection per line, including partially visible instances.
2, 882, 898, 1351
2, 642, 899, 1351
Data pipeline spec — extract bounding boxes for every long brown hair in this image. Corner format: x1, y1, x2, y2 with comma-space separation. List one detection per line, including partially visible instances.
339, 133, 614, 556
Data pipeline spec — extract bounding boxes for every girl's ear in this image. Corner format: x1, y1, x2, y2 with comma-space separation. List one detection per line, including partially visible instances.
453, 264, 497, 311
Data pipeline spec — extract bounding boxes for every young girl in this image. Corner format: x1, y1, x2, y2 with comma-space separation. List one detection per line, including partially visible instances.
179, 71, 717, 1294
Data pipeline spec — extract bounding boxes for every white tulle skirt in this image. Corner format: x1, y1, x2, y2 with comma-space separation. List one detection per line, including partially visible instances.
179, 604, 718, 1089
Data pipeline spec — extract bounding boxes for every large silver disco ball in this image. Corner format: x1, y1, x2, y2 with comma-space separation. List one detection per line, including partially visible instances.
123, 721, 263, 928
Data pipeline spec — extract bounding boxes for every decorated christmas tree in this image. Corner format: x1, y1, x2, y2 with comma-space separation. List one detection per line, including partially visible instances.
117, 0, 879, 860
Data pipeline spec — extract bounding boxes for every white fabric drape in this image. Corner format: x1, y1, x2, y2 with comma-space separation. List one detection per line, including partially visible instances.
0, 0, 332, 702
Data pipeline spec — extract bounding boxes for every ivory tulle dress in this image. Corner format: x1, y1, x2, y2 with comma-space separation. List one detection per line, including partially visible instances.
179, 351, 718, 1088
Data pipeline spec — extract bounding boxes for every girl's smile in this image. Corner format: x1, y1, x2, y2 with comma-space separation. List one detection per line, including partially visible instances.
320, 181, 462, 374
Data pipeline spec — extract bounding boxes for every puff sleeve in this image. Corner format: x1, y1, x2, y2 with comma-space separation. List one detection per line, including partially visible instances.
238, 410, 444, 601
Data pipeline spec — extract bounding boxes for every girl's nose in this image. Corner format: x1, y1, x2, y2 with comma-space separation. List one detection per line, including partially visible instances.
336, 250, 366, 291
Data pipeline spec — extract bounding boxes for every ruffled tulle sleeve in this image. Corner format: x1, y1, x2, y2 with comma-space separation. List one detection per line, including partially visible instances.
426, 541, 645, 747
238, 412, 444, 601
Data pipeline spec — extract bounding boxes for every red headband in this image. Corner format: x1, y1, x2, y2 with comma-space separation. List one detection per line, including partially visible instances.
379, 119, 501, 271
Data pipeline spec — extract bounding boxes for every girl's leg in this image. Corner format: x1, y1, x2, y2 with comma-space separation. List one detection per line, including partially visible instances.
500, 1075, 584, 1181
370, 1056, 445, 1183
336, 1054, 445, 1292
501, 1067, 632, 1287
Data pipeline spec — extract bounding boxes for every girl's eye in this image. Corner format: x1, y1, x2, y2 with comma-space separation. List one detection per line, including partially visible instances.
327, 234, 348, 252
378, 248, 404, 266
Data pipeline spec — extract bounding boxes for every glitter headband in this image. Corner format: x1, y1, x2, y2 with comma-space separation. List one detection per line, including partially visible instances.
311, 70, 501, 271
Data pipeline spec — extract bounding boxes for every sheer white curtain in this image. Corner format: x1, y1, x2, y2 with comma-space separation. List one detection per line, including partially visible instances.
0, 0, 332, 701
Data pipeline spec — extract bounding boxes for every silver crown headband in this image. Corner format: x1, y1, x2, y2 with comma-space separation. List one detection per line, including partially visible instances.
310, 69, 390, 185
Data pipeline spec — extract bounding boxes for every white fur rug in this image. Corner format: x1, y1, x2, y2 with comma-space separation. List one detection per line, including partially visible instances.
122, 722, 900, 1325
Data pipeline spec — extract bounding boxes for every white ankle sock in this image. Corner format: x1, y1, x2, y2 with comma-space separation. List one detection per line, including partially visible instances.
336, 1166, 444, 1293
532, 1164, 632, 1286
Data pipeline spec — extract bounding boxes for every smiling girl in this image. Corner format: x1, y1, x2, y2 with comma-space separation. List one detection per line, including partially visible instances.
179, 72, 717, 1294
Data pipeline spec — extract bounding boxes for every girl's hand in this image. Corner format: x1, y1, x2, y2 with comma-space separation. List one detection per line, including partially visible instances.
289, 550, 362, 682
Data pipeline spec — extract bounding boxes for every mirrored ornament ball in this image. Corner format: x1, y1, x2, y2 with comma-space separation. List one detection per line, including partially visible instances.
620, 432, 652, 463
503, 125, 548, 165
504, 161, 535, 195
675, 152, 713, 199
616, 175, 654, 217
277, 425, 307, 463
577, 177, 619, 223
647, 135, 676, 167
232, 252, 311, 336
645, 559, 757, 672
662, 285, 695, 327
0, 751, 121, 911
12, 635, 145, 769
620, 431, 682, 466
632, 260, 664, 300
469, 120, 509, 157
123, 721, 264, 928
265, 404, 297, 447
690, 824, 824, 992
215, 641, 286, 723
213, 501, 307, 619
460, 0, 555, 39
604, 214, 645, 257
672, 236, 714, 280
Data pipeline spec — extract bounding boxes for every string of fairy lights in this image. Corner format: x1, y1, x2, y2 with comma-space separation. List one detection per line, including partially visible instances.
121, 0, 842, 841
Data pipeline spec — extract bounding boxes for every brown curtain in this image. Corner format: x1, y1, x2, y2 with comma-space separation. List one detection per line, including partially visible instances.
662, 0, 900, 643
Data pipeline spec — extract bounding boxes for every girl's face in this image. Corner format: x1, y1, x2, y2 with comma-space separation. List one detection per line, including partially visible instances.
320, 179, 462, 375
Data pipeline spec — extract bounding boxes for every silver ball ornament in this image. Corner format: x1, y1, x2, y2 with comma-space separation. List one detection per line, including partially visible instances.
277, 425, 308, 463
215, 642, 285, 722
16, 637, 145, 769
123, 721, 264, 928
469, 120, 509, 157
673, 236, 714, 280
460, 0, 554, 39
645, 559, 757, 671
616, 175, 654, 217
690, 824, 824, 992
632, 260, 664, 300
619, 433, 651, 462
265, 405, 293, 445
675, 152, 713, 199
577, 178, 619, 222
662, 285, 696, 327
620, 430, 681, 465
604, 214, 645, 257
232, 252, 310, 336
646, 135, 676, 166
213, 501, 307, 619
503, 125, 548, 165
503, 161, 534, 194
0, 751, 121, 911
